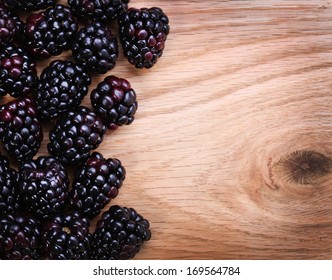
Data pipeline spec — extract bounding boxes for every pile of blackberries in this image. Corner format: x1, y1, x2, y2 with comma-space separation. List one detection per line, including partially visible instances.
0, 0, 170, 259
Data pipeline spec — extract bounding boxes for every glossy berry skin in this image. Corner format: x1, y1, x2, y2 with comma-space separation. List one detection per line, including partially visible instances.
0, 44, 38, 97
91, 75, 138, 129
71, 22, 118, 74
69, 152, 126, 218
25, 4, 78, 58
48, 106, 107, 165
68, 0, 129, 22
18, 156, 69, 220
42, 211, 91, 260
35, 60, 91, 119
118, 7, 170, 69
0, 7, 23, 46
0, 154, 18, 216
0, 97, 43, 163
0, 213, 42, 259
3, 0, 56, 11
91, 205, 151, 260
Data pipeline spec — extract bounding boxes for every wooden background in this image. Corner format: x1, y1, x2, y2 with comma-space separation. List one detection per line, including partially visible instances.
2, 0, 332, 259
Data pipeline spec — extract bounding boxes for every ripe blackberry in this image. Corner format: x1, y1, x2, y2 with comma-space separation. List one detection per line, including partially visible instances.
35, 60, 91, 119
68, 0, 129, 22
48, 106, 107, 165
0, 44, 38, 97
0, 97, 43, 163
0, 213, 42, 259
25, 4, 78, 58
118, 7, 170, 69
3, 0, 56, 11
91, 205, 151, 260
69, 152, 126, 218
42, 211, 91, 259
0, 153, 18, 216
71, 22, 118, 74
91, 75, 137, 130
18, 156, 69, 220
0, 7, 23, 46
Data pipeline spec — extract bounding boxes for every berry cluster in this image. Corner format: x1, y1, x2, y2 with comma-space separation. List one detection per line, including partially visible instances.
0, 0, 169, 259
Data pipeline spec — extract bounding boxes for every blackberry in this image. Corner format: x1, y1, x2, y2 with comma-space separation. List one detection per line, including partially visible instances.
0, 7, 23, 46
35, 60, 91, 119
3, 0, 56, 11
0, 44, 38, 97
48, 106, 107, 165
71, 22, 118, 74
69, 152, 126, 218
68, 0, 129, 22
25, 4, 78, 58
118, 7, 170, 68
91, 205, 151, 260
0, 153, 18, 216
42, 211, 91, 259
91, 75, 137, 129
0, 97, 43, 163
18, 156, 69, 220
0, 213, 41, 259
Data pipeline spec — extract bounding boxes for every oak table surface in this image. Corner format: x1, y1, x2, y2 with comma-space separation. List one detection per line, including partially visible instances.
2, 0, 332, 259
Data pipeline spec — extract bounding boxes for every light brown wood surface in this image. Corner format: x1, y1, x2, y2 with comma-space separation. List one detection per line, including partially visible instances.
2, 0, 332, 259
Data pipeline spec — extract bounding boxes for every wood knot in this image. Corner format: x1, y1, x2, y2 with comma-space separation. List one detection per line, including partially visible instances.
272, 150, 331, 185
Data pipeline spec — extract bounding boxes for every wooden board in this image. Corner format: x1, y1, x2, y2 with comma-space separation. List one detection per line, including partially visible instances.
2, 0, 332, 259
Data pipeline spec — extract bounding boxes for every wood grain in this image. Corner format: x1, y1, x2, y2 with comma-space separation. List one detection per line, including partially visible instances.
1, 0, 332, 259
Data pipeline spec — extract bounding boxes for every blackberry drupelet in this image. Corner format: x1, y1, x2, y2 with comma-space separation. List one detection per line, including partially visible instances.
69, 152, 126, 218
0, 6, 23, 46
118, 7, 170, 69
91, 205, 151, 260
42, 211, 91, 259
0, 213, 42, 259
91, 75, 137, 129
18, 156, 69, 220
0, 44, 38, 97
0, 97, 43, 163
25, 4, 78, 58
0, 153, 18, 216
71, 22, 118, 74
3, 0, 56, 11
48, 106, 107, 165
68, 0, 129, 22
35, 60, 91, 119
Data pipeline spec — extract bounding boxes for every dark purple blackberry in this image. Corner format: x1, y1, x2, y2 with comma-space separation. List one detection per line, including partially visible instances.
25, 4, 78, 58
48, 106, 107, 165
0, 213, 41, 259
0, 7, 23, 46
71, 22, 118, 74
0, 153, 18, 216
91, 205, 151, 260
35, 60, 91, 119
68, 0, 129, 22
0, 97, 43, 163
118, 7, 170, 69
69, 152, 126, 218
91, 75, 137, 129
3, 0, 56, 11
0, 44, 38, 97
18, 156, 69, 220
42, 211, 91, 259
